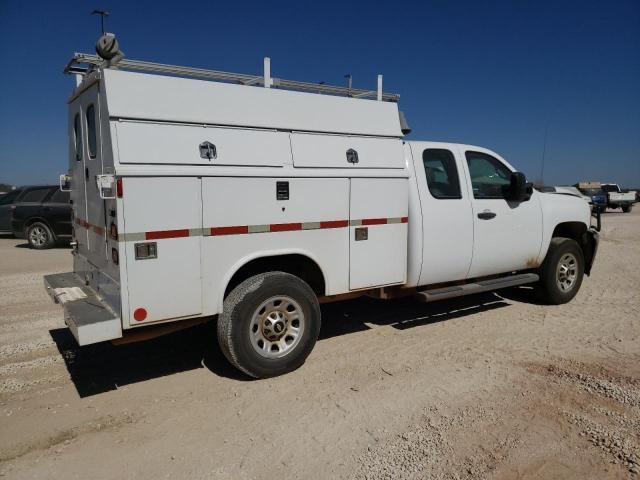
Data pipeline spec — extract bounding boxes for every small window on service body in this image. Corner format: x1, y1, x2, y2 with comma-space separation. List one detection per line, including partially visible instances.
86, 104, 97, 159
74, 113, 82, 161
422, 149, 462, 199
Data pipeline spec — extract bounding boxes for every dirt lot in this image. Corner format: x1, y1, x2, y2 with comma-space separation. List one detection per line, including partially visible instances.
1, 210, 639, 480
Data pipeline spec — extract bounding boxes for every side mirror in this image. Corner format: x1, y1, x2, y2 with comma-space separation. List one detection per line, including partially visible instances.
506, 172, 533, 202
59, 174, 71, 192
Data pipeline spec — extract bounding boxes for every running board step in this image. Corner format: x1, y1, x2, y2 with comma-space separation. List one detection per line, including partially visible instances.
415, 273, 539, 303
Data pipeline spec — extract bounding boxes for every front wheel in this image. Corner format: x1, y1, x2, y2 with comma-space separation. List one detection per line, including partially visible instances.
536, 238, 584, 305
217, 272, 321, 378
27, 222, 54, 249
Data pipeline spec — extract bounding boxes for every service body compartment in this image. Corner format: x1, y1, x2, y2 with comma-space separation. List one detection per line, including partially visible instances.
121, 176, 203, 324
114, 121, 291, 167
291, 133, 405, 169
349, 178, 408, 289
201, 176, 350, 312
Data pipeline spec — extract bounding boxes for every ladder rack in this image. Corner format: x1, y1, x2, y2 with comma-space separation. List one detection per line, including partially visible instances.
64, 53, 400, 102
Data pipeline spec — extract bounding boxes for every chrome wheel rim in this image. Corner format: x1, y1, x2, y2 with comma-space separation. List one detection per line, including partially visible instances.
29, 226, 48, 247
556, 253, 578, 292
249, 296, 305, 359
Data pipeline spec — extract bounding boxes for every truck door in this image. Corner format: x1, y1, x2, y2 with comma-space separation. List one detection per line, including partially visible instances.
409, 143, 474, 285
462, 149, 542, 278
69, 100, 89, 257
77, 83, 108, 269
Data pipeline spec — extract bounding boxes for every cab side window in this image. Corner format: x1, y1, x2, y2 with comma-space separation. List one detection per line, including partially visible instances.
86, 104, 97, 159
465, 151, 512, 199
422, 149, 462, 199
0, 190, 21, 206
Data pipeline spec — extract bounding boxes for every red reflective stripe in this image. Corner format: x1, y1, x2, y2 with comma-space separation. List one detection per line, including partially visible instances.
270, 222, 302, 232
401, 216, 408, 223
362, 218, 388, 226
211, 225, 249, 236
320, 220, 349, 229
75, 217, 104, 234
145, 229, 190, 240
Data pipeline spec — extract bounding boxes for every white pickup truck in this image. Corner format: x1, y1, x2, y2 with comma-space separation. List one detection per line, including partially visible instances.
601, 184, 635, 213
44, 36, 599, 378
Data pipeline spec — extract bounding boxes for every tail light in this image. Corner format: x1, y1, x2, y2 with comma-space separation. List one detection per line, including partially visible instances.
116, 177, 123, 198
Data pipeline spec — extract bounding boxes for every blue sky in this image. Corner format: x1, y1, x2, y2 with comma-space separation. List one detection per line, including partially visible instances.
0, 0, 638, 186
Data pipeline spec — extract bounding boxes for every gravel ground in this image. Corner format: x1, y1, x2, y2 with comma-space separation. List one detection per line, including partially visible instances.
0, 209, 639, 479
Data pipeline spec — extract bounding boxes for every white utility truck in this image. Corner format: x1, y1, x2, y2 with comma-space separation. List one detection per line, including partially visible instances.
45, 37, 600, 378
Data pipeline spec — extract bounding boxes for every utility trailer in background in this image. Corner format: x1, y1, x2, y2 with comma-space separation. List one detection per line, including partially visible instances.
45, 36, 599, 378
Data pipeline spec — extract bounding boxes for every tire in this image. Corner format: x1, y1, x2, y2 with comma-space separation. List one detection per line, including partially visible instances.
27, 222, 54, 249
217, 272, 321, 378
537, 238, 584, 305
622, 205, 632, 213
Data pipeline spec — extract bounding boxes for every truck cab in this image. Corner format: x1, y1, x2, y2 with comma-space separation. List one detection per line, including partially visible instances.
44, 43, 599, 379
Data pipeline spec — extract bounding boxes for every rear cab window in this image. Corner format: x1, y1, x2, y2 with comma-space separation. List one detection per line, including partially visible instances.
465, 151, 512, 199
422, 149, 462, 199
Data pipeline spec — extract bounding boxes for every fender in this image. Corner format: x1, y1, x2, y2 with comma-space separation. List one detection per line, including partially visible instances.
217, 248, 329, 313
537, 192, 591, 264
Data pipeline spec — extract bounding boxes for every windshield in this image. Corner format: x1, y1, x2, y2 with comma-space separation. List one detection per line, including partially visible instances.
581, 188, 605, 196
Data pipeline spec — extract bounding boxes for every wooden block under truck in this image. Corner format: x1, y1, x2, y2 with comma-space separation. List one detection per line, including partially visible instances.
45, 34, 601, 378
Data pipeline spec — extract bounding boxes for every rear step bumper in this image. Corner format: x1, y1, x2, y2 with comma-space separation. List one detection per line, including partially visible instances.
44, 272, 122, 346
416, 273, 539, 303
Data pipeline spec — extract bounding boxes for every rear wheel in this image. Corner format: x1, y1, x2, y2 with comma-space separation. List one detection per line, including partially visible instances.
537, 238, 584, 304
27, 222, 54, 249
217, 272, 321, 378
622, 205, 632, 213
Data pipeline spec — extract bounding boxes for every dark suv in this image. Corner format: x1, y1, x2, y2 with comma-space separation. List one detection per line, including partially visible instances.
11, 186, 72, 249
0, 188, 24, 234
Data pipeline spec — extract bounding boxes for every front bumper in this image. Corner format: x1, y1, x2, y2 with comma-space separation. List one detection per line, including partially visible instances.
44, 272, 122, 345
584, 227, 599, 276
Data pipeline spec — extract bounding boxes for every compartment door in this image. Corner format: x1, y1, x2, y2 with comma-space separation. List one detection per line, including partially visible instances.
291, 133, 405, 169
349, 178, 408, 290
122, 177, 202, 325
114, 122, 291, 167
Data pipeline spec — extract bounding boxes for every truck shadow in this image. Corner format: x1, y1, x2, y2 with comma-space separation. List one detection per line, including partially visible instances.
49, 292, 511, 397
318, 292, 509, 339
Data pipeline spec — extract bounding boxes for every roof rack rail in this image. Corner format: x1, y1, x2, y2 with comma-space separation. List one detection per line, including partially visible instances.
64, 53, 400, 102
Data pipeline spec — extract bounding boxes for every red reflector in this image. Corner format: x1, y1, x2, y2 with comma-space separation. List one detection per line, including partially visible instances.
133, 308, 147, 321
116, 177, 123, 198
110, 222, 118, 240
111, 247, 119, 265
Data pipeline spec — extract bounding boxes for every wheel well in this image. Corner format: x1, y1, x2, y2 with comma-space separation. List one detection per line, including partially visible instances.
551, 222, 586, 243
551, 221, 595, 275
224, 254, 326, 298
23, 217, 53, 234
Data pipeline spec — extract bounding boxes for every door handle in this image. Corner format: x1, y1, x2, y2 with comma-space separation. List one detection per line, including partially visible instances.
477, 210, 496, 220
